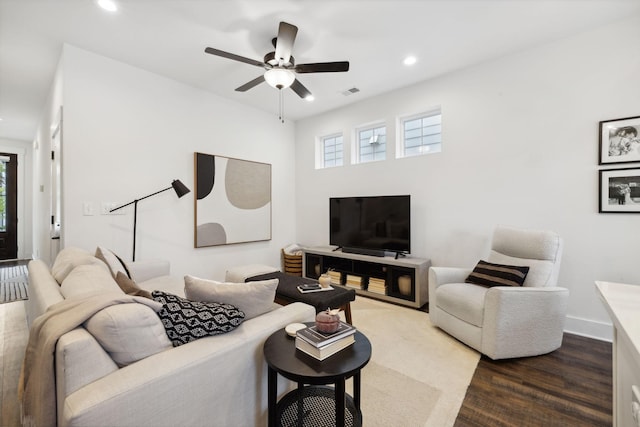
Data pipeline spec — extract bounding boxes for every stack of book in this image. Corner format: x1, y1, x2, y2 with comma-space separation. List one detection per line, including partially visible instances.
328, 270, 342, 285
367, 277, 386, 295
345, 274, 363, 290
295, 321, 357, 361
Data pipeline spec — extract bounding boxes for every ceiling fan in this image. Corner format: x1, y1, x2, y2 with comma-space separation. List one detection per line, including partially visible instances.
204, 21, 349, 101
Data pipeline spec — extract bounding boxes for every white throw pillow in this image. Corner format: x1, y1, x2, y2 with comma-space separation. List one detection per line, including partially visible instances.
184, 275, 278, 320
52, 247, 108, 284
85, 303, 172, 367
61, 264, 124, 299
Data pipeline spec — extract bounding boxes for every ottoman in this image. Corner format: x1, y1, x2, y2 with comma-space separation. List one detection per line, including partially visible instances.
225, 265, 355, 324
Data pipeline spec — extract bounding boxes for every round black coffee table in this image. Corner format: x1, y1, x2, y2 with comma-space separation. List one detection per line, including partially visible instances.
264, 324, 372, 427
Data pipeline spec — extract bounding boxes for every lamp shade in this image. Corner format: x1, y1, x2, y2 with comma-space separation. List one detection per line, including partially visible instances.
264, 69, 295, 89
171, 179, 191, 198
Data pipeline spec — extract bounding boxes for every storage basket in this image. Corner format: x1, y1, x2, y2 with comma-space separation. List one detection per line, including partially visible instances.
282, 249, 302, 276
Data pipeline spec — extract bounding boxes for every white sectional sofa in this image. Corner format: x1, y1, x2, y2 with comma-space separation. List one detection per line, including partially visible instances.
25, 247, 316, 427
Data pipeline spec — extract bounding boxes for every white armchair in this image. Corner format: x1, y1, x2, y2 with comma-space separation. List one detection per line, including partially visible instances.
428, 225, 569, 360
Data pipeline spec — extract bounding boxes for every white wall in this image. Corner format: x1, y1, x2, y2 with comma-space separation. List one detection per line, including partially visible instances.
32, 56, 64, 264
294, 15, 640, 340
0, 137, 33, 259
49, 45, 297, 279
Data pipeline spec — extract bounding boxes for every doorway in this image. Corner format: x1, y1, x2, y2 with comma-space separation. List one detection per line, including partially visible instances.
0, 153, 18, 260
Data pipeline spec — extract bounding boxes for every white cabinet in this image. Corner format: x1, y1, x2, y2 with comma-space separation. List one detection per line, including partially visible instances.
596, 281, 640, 427
303, 246, 430, 308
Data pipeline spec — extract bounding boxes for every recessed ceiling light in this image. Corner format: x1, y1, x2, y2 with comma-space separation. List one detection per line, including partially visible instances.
97, 0, 118, 12
403, 56, 417, 66
305, 95, 315, 102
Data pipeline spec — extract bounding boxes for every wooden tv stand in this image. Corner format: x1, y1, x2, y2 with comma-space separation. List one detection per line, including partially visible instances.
303, 246, 430, 308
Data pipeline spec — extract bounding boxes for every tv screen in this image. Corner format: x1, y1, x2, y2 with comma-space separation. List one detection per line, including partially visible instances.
330, 195, 410, 255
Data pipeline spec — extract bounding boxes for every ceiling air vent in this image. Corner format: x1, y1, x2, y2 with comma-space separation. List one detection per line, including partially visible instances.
341, 87, 360, 96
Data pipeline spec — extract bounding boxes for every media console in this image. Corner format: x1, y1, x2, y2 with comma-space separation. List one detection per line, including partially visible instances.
303, 246, 431, 308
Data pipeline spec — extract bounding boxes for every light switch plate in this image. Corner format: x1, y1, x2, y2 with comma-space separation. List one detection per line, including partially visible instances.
82, 202, 95, 216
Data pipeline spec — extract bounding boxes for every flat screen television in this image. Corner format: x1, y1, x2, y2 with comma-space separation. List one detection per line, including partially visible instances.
329, 195, 410, 257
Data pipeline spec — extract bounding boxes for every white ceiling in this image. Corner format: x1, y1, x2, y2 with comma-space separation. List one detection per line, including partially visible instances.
1, 0, 639, 142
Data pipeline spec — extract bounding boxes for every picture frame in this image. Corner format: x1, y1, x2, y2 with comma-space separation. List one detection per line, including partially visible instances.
599, 167, 640, 213
599, 115, 640, 165
194, 152, 272, 247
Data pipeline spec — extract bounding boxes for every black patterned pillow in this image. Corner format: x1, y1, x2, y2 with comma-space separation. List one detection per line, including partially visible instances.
151, 291, 245, 346
465, 260, 529, 287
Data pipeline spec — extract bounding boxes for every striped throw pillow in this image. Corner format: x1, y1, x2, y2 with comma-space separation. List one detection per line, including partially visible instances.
465, 260, 529, 287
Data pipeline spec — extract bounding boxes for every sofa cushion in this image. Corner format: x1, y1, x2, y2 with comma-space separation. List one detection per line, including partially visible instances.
466, 260, 529, 288
435, 282, 489, 327
60, 264, 123, 299
151, 291, 245, 347
51, 247, 109, 284
115, 272, 153, 299
95, 247, 130, 279
84, 302, 172, 367
184, 275, 278, 320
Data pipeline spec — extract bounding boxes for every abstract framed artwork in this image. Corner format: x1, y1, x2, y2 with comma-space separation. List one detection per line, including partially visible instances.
194, 152, 272, 247
599, 115, 640, 165
599, 167, 640, 213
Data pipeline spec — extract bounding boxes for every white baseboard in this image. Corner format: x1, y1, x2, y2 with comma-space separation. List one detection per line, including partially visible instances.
564, 315, 613, 342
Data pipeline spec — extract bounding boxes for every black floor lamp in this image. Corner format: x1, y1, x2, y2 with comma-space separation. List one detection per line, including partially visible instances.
110, 179, 190, 261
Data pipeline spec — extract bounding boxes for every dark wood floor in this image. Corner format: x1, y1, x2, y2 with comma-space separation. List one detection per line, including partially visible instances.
454, 333, 613, 427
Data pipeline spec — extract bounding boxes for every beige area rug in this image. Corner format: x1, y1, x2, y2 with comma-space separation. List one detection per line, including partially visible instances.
347, 296, 480, 427
0, 265, 29, 304
0, 301, 29, 426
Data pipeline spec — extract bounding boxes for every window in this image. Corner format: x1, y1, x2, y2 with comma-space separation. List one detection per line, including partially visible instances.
399, 111, 442, 158
322, 134, 343, 168
357, 124, 386, 163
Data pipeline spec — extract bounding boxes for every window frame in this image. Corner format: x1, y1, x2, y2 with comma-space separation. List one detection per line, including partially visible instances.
397, 109, 442, 158
316, 132, 344, 169
354, 122, 387, 164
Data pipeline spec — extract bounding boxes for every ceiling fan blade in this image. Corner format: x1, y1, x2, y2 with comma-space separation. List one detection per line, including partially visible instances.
290, 78, 312, 99
204, 47, 264, 68
235, 75, 265, 92
295, 61, 350, 73
274, 22, 298, 64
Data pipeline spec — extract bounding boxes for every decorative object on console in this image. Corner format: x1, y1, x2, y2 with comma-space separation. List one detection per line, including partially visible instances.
345, 274, 363, 290
195, 152, 271, 247
599, 167, 640, 213
599, 115, 640, 165
397, 275, 411, 296
110, 179, 190, 261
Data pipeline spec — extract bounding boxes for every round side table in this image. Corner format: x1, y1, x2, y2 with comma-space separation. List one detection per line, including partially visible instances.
263, 324, 372, 427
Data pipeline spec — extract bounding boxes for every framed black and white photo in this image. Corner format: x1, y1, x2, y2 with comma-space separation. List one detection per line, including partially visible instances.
599, 167, 640, 213
599, 115, 640, 165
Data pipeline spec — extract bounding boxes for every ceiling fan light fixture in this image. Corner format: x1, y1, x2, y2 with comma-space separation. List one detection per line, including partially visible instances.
264, 69, 295, 89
